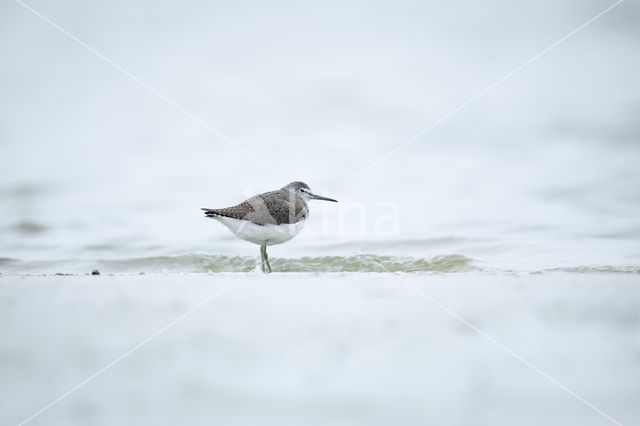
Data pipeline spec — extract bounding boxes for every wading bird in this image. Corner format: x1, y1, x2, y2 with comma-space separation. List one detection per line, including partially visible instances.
202, 181, 337, 273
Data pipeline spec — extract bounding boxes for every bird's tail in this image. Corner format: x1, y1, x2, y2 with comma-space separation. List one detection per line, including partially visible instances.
201, 208, 222, 218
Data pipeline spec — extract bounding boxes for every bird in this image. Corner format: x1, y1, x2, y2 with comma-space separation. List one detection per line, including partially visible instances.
202, 181, 337, 273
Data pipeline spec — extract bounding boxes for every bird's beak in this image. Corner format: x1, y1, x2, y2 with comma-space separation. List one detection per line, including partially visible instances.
309, 192, 338, 202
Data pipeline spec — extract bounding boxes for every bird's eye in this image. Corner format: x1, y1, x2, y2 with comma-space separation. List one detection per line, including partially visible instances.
299, 188, 305, 192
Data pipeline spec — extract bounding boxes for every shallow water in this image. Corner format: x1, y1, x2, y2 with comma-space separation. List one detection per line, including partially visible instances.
2, 253, 639, 275
0, 254, 477, 274
2, 4, 639, 426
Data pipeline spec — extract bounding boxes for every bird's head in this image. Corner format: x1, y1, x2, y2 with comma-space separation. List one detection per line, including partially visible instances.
283, 181, 338, 202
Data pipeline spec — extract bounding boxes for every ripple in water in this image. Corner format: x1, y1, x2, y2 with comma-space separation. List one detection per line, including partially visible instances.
1, 254, 638, 275
99, 254, 477, 273
0, 254, 477, 274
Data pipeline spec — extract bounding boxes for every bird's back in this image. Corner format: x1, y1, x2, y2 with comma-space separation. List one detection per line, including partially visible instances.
202, 189, 308, 226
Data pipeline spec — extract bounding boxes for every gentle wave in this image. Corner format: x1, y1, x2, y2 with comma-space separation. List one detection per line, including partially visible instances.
0, 254, 477, 274
541, 265, 640, 274
270, 254, 476, 273
1, 254, 638, 275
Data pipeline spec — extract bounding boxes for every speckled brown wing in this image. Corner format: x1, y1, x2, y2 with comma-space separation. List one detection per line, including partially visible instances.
260, 191, 309, 225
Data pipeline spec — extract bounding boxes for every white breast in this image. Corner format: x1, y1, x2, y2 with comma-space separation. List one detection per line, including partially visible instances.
212, 216, 307, 246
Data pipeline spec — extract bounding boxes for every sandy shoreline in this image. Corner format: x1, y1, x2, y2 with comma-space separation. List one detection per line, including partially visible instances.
1, 273, 638, 426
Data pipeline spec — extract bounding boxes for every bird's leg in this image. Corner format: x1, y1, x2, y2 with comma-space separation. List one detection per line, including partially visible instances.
260, 244, 267, 273
260, 244, 272, 273
264, 245, 272, 273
